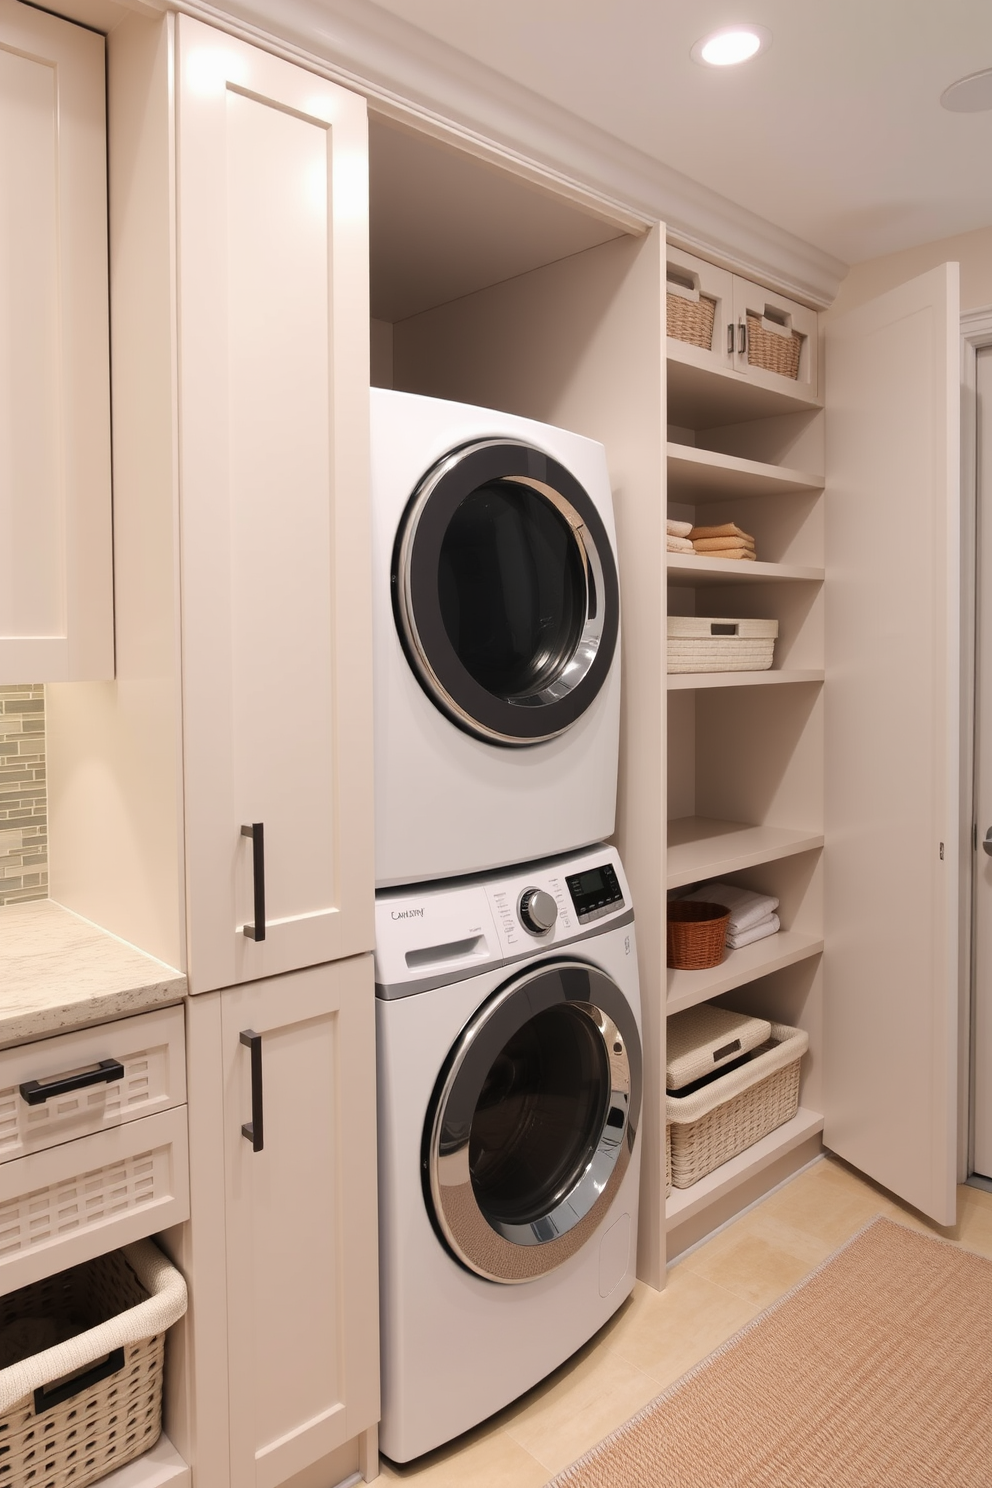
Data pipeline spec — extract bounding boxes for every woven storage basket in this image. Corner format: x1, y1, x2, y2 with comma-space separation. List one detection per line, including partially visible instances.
745, 313, 802, 380
667, 1004, 772, 1090
0, 1239, 187, 1488
668, 616, 778, 674
665, 1123, 672, 1198
666, 1022, 808, 1188
667, 291, 716, 350
667, 901, 730, 970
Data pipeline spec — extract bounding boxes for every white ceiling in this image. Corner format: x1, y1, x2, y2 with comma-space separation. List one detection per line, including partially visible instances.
365, 0, 992, 267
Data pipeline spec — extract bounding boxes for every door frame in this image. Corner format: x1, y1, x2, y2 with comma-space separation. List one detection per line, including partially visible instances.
962, 307, 992, 1181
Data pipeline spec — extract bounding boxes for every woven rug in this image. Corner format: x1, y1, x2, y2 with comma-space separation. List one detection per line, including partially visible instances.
548, 1217, 992, 1488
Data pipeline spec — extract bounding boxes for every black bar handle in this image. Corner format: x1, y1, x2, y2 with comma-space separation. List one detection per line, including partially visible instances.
727, 322, 735, 355
241, 822, 266, 941
34, 1347, 125, 1414
20, 1058, 125, 1107
737, 319, 747, 356
240, 1029, 263, 1152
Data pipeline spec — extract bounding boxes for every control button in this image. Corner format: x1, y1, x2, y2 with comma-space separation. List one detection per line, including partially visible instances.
518, 888, 558, 936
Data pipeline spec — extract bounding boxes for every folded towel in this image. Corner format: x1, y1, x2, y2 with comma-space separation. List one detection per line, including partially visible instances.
727, 913, 780, 950
692, 546, 756, 561
667, 535, 694, 553
689, 522, 754, 542
692, 535, 756, 553
681, 881, 779, 935
667, 518, 693, 538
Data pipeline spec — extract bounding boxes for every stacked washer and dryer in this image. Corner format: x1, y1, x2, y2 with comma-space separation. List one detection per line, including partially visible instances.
371, 389, 643, 1463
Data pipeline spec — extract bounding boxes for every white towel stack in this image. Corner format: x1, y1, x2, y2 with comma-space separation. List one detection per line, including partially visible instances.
667, 518, 693, 554
680, 881, 780, 950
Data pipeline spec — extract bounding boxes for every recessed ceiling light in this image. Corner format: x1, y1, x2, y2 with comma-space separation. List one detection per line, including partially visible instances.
691, 25, 771, 68
940, 68, 992, 113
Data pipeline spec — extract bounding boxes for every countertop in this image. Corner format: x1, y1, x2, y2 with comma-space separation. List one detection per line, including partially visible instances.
0, 899, 186, 1049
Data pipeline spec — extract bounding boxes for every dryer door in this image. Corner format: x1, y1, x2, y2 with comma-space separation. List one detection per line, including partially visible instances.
424, 959, 641, 1283
393, 440, 620, 746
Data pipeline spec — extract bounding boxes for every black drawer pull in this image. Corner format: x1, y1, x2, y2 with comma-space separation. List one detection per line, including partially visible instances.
19, 1058, 125, 1106
34, 1347, 125, 1414
240, 1029, 263, 1152
241, 822, 266, 941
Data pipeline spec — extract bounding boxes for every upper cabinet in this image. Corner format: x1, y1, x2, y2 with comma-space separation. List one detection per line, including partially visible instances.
666, 246, 819, 412
0, 0, 113, 683
175, 17, 374, 993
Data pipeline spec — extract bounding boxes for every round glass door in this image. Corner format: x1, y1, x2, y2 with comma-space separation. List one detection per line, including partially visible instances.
393, 440, 620, 745
424, 960, 641, 1284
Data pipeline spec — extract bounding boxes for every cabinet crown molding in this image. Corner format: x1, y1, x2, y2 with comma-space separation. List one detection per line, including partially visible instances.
169, 0, 847, 307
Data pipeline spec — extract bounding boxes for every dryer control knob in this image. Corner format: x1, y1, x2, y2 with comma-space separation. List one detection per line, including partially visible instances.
518, 888, 558, 935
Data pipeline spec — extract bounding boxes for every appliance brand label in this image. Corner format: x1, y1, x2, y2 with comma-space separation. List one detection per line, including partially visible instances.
390, 908, 425, 919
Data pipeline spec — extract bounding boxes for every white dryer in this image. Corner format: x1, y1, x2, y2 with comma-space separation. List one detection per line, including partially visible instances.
375, 843, 641, 1463
371, 389, 621, 886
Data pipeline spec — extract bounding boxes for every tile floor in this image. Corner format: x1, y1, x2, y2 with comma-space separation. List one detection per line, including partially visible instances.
376, 1158, 992, 1486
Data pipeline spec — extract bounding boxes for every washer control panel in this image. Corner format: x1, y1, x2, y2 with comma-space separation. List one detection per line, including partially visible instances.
564, 861, 625, 923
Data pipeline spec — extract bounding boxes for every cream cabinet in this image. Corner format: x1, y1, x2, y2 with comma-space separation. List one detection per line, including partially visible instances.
666, 245, 819, 407
178, 958, 379, 1488
0, 0, 113, 683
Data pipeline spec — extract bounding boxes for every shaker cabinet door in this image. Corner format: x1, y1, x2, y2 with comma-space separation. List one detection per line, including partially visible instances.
0, 1, 113, 682
221, 958, 379, 1487
175, 16, 373, 993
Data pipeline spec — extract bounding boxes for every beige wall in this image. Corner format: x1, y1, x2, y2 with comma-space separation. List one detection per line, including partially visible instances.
831, 224, 992, 317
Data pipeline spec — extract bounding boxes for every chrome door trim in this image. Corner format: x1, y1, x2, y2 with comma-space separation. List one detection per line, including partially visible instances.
393, 439, 619, 746
424, 959, 641, 1284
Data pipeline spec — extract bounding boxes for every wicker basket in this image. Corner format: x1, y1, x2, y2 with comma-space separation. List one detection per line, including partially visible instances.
668, 616, 778, 675
665, 1123, 672, 1197
667, 901, 730, 970
745, 313, 803, 380
667, 1022, 808, 1188
0, 1240, 188, 1488
667, 291, 716, 350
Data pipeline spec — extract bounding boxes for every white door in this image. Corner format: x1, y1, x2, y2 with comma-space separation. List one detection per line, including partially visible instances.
824, 263, 960, 1225
0, 0, 112, 682
222, 958, 379, 1487
176, 17, 373, 993
973, 344, 992, 1179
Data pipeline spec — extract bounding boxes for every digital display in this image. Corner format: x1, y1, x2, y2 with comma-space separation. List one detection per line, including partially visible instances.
566, 862, 624, 922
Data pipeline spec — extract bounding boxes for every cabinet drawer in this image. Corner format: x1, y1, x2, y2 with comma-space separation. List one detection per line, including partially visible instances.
0, 1004, 186, 1164
0, 1104, 189, 1293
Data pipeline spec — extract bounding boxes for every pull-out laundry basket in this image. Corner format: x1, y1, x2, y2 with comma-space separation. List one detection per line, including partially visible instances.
0, 1239, 187, 1488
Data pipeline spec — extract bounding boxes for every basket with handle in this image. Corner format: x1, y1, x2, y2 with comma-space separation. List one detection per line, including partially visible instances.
745, 313, 803, 379
667, 900, 730, 969
667, 291, 717, 350
0, 1239, 188, 1488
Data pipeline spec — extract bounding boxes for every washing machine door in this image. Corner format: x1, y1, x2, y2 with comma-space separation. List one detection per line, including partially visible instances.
424, 959, 641, 1284
393, 440, 620, 745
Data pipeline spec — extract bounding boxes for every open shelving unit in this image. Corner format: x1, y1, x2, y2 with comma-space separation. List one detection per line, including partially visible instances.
664, 330, 826, 1262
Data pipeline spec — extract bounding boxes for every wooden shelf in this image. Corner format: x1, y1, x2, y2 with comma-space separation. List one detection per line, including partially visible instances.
666, 1107, 825, 1227
667, 443, 823, 504
667, 817, 824, 889
667, 350, 823, 428
98, 1434, 189, 1488
666, 931, 824, 1015
666, 553, 823, 585
667, 669, 824, 691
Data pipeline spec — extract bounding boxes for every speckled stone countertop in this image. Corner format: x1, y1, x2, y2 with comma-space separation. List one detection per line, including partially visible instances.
0, 900, 186, 1050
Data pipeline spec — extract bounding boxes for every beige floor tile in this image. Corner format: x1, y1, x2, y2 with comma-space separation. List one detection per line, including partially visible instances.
378, 1426, 547, 1488
957, 1186, 992, 1258
500, 1337, 660, 1475
680, 1207, 833, 1308
755, 1157, 891, 1248
606, 1263, 758, 1387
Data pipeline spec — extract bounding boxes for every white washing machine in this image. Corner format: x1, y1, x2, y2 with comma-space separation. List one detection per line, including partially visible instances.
371, 389, 622, 887
375, 843, 641, 1462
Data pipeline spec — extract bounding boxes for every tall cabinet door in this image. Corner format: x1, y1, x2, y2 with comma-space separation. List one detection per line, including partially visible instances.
175, 16, 373, 994
824, 264, 960, 1224
221, 958, 379, 1486
0, 0, 112, 682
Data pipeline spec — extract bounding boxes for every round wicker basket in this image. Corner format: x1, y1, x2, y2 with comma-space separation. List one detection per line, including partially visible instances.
667, 900, 730, 969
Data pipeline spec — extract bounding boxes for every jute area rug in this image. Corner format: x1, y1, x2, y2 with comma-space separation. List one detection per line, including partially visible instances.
548, 1217, 991, 1488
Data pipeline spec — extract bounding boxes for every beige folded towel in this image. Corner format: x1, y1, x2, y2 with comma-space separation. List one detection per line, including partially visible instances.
667, 535, 694, 553
667, 519, 693, 538
690, 522, 754, 541
693, 536, 756, 554
694, 546, 756, 561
